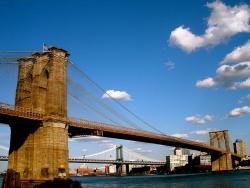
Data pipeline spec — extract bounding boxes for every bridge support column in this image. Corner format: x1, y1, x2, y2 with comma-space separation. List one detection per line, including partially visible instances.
211, 153, 232, 171
7, 47, 69, 187
209, 130, 233, 171
125, 164, 130, 175
115, 145, 123, 176
8, 122, 69, 187
116, 164, 123, 176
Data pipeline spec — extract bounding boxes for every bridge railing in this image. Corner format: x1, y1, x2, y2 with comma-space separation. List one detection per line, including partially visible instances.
0, 102, 44, 120
68, 158, 166, 165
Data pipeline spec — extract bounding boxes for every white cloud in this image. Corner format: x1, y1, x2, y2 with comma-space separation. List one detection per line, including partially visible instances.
0, 145, 9, 151
232, 77, 250, 89
216, 62, 250, 78
164, 60, 175, 71
197, 61, 250, 90
171, 133, 188, 138
169, 26, 204, 52
196, 77, 217, 88
69, 136, 111, 143
221, 40, 250, 64
190, 128, 217, 135
133, 148, 152, 153
169, 1, 250, 52
100, 140, 111, 143
190, 139, 207, 143
185, 115, 214, 124
228, 106, 250, 117
191, 130, 210, 135
102, 90, 131, 101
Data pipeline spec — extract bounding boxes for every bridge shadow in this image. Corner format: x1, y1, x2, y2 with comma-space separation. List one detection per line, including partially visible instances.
8, 120, 40, 155
33, 179, 82, 188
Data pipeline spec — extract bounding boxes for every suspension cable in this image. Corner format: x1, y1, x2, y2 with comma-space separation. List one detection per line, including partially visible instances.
69, 92, 119, 125
69, 60, 165, 134
85, 146, 116, 158
68, 77, 142, 130
0, 50, 40, 53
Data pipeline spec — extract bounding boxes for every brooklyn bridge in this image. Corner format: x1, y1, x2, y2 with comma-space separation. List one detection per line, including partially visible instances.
0, 47, 244, 187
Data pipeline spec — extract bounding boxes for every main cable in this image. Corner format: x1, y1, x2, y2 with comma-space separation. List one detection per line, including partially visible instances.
69, 60, 165, 135
69, 92, 119, 125
68, 77, 142, 130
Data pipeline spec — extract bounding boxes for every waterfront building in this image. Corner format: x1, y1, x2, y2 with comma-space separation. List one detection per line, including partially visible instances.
191, 154, 211, 170
166, 148, 189, 171
234, 139, 247, 157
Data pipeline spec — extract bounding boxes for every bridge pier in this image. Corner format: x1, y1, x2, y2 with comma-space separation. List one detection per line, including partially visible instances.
116, 165, 123, 176
115, 145, 123, 176
209, 130, 233, 171
125, 164, 130, 175
211, 153, 233, 171
6, 47, 69, 187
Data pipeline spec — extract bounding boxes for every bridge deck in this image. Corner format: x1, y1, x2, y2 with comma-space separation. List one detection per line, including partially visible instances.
0, 156, 165, 165
0, 103, 242, 159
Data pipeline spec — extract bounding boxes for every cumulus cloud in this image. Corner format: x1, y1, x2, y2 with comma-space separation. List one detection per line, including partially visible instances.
102, 90, 131, 101
185, 115, 214, 124
196, 77, 217, 88
191, 130, 210, 135
190, 128, 217, 135
171, 133, 188, 138
190, 139, 206, 143
169, 1, 250, 52
69, 136, 111, 143
197, 62, 250, 89
133, 148, 152, 153
231, 77, 250, 89
170, 26, 204, 52
221, 40, 250, 64
228, 106, 250, 117
197, 40, 250, 90
216, 62, 250, 78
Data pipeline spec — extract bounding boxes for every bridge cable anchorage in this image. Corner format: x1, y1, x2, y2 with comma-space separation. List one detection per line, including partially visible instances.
68, 77, 142, 130
69, 60, 166, 135
69, 92, 119, 125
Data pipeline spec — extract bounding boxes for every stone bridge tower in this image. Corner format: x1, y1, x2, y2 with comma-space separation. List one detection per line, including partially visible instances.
8, 47, 69, 186
209, 130, 233, 171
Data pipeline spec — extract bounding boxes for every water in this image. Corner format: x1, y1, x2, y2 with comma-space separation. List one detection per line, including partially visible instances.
1, 170, 250, 188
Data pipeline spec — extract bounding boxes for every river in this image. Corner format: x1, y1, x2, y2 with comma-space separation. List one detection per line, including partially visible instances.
1, 170, 250, 188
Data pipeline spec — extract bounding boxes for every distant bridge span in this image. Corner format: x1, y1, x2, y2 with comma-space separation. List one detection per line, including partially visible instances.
0, 102, 241, 160
0, 156, 165, 165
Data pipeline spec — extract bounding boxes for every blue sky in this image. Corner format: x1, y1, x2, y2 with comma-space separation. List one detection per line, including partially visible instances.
1, 0, 250, 170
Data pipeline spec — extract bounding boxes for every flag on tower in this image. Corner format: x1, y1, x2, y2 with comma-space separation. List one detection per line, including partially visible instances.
43, 43, 49, 52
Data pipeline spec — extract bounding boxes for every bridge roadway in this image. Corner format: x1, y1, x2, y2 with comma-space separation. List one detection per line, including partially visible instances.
0, 156, 165, 165
0, 102, 242, 160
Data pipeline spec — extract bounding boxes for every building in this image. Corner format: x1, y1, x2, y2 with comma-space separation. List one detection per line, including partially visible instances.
166, 148, 189, 171
191, 154, 211, 171
234, 139, 247, 157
